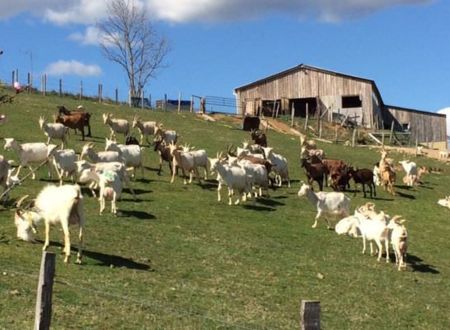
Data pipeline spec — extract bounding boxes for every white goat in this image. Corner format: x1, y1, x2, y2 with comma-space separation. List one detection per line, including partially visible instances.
169, 143, 200, 184
387, 216, 408, 271
300, 146, 325, 160
209, 156, 252, 205
297, 183, 350, 229
0, 156, 20, 202
262, 147, 290, 187
154, 124, 177, 145
76, 160, 135, 199
14, 184, 85, 264
238, 160, 269, 197
80, 142, 122, 163
132, 115, 156, 145
105, 138, 143, 178
438, 150, 449, 159
48, 147, 77, 185
39, 116, 69, 149
373, 163, 381, 186
437, 196, 450, 209
354, 209, 390, 263
4, 138, 55, 179
102, 113, 129, 140
181, 145, 209, 180
399, 160, 417, 187
335, 215, 360, 237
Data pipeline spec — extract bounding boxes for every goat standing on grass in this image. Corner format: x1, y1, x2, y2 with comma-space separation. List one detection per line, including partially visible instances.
168, 142, 200, 184
154, 124, 177, 145
4, 138, 56, 179
80, 142, 122, 163
48, 147, 78, 185
209, 155, 252, 205
14, 184, 85, 264
297, 183, 350, 229
132, 115, 156, 145
262, 147, 290, 187
39, 116, 69, 149
103, 113, 129, 141
105, 138, 144, 178
387, 216, 408, 271
0, 155, 20, 202
348, 167, 376, 198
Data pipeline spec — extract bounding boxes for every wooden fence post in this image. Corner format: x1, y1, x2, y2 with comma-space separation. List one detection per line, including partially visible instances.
115, 88, 118, 104
291, 103, 296, 127
27, 72, 31, 93
164, 94, 167, 111
59, 79, 62, 97
44, 75, 47, 96
300, 300, 320, 330
15, 69, 19, 83
389, 121, 395, 145
34, 252, 56, 330
335, 125, 338, 143
190, 96, 194, 113
141, 89, 144, 109
304, 104, 309, 131
177, 92, 181, 113
352, 128, 357, 147
80, 81, 83, 100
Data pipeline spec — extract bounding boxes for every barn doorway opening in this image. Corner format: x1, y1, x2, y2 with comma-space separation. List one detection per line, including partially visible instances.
261, 100, 281, 116
289, 98, 317, 117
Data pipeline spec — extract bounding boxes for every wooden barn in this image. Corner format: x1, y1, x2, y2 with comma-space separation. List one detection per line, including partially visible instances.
234, 64, 447, 148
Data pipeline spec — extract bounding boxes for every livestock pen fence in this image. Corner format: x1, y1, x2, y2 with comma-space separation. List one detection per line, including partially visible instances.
1, 252, 321, 329
0, 68, 238, 115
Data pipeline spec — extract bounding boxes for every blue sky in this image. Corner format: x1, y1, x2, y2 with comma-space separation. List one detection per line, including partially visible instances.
0, 0, 449, 118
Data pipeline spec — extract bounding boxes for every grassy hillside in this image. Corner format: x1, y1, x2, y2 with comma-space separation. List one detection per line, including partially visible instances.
0, 88, 449, 329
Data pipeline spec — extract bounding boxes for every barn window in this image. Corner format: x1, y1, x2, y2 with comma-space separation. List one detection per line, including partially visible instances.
342, 95, 362, 108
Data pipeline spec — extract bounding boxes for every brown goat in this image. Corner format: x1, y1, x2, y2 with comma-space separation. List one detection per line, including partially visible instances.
300, 158, 326, 191
348, 167, 376, 198
57, 106, 92, 137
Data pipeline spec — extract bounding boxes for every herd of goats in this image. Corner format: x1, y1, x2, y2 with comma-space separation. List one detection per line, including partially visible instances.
1, 104, 449, 270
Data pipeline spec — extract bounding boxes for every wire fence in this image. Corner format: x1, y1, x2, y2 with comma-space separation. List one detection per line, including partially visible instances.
0, 68, 238, 115
0, 264, 263, 329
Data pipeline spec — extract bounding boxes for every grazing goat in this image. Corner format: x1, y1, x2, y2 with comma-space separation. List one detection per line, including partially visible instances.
262, 147, 290, 187
399, 160, 417, 187
80, 142, 121, 163
354, 209, 390, 263
4, 138, 55, 179
348, 167, 376, 198
373, 163, 381, 186
39, 116, 69, 149
102, 113, 129, 140
300, 158, 325, 191
132, 115, 156, 145
209, 156, 252, 205
14, 184, 85, 264
387, 216, 408, 271
105, 138, 144, 178
154, 124, 177, 145
57, 105, 92, 137
169, 143, 200, 184
250, 129, 267, 147
48, 147, 78, 185
297, 183, 350, 229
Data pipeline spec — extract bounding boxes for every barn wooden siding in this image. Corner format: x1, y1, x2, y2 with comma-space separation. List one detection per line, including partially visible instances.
384, 106, 447, 144
235, 65, 379, 127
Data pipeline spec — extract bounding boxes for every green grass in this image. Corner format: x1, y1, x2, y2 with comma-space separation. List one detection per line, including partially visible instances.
0, 88, 449, 329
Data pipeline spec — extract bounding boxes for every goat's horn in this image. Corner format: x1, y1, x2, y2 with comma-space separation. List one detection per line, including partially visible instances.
16, 195, 30, 209
391, 215, 403, 223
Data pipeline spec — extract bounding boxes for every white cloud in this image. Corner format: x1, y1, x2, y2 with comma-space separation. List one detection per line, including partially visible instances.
68, 26, 116, 47
45, 60, 102, 77
437, 107, 450, 138
0, 0, 432, 24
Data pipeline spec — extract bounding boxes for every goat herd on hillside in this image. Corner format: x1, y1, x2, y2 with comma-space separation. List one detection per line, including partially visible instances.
1, 105, 449, 270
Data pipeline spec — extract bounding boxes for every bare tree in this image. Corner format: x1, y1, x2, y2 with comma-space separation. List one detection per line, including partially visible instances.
97, 0, 169, 98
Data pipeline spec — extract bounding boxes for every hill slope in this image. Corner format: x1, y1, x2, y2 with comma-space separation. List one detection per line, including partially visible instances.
0, 89, 449, 328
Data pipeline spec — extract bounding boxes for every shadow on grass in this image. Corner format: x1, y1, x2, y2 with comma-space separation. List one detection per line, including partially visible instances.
40, 240, 153, 271
256, 197, 285, 207
242, 204, 276, 212
408, 254, 439, 274
199, 181, 218, 191
119, 209, 156, 220
370, 197, 395, 202
396, 191, 416, 200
